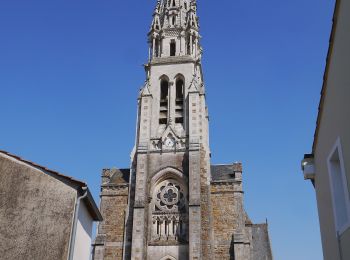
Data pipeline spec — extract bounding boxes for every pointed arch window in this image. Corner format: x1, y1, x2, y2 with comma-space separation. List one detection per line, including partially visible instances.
159, 79, 169, 125
186, 35, 191, 55
155, 39, 160, 57
175, 78, 184, 124
170, 40, 176, 56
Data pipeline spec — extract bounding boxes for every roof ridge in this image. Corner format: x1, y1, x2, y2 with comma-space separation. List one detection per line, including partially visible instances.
0, 149, 86, 187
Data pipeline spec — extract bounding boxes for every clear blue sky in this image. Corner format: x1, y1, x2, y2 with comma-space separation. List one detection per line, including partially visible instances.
0, 0, 335, 259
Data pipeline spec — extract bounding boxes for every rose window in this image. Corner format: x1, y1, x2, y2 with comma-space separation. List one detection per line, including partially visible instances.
151, 179, 188, 243
154, 181, 186, 212
161, 187, 178, 205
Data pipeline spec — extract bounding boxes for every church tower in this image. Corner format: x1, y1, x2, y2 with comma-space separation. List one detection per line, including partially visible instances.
130, 1, 208, 258
93, 1, 273, 259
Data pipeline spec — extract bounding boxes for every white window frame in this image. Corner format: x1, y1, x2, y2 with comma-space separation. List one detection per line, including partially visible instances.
327, 137, 350, 236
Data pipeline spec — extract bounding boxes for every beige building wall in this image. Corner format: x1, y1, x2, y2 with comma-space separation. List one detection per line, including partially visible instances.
73, 202, 94, 260
0, 151, 102, 260
0, 153, 76, 260
312, 0, 350, 259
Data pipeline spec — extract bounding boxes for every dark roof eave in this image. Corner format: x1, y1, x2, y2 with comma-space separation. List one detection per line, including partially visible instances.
312, 0, 339, 154
82, 188, 103, 222
0, 150, 103, 221
0, 150, 86, 187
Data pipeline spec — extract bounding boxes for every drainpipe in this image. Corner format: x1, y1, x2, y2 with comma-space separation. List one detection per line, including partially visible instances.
337, 231, 344, 260
68, 186, 88, 260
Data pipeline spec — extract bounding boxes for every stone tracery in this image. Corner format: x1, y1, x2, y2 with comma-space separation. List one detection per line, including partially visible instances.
151, 178, 188, 243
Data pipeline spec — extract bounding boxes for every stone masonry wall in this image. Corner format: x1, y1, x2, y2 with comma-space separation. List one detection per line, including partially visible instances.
98, 185, 129, 260
123, 171, 135, 260
211, 182, 241, 259
200, 147, 213, 259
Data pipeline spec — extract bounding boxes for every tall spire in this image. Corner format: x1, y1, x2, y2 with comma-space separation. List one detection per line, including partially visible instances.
150, 1, 161, 32
148, 0, 201, 60
187, 0, 199, 29
92, 2, 273, 259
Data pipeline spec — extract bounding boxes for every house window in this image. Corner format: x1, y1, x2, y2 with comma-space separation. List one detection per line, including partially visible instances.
327, 138, 350, 235
170, 41, 176, 56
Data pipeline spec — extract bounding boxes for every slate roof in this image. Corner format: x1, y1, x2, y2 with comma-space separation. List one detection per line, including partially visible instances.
103, 165, 242, 184
109, 168, 130, 184
251, 224, 273, 260
210, 163, 242, 181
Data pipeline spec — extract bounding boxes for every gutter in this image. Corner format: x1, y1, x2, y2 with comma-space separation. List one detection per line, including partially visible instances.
312, 0, 340, 154
68, 186, 88, 260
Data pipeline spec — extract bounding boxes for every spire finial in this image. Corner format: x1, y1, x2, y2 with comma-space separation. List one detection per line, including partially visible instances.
154, 0, 161, 14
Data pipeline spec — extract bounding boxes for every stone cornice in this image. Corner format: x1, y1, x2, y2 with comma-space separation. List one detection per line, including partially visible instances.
101, 183, 129, 188
151, 55, 196, 65
210, 180, 241, 185
100, 184, 129, 197
211, 190, 244, 195
137, 148, 187, 155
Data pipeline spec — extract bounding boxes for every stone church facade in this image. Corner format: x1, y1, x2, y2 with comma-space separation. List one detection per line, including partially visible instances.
93, 0, 273, 259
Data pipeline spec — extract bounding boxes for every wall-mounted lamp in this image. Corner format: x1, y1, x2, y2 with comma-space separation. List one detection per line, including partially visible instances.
301, 154, 315, 181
